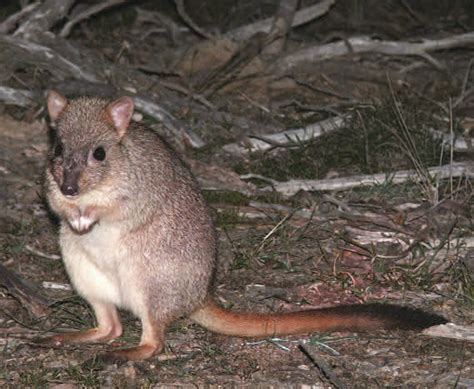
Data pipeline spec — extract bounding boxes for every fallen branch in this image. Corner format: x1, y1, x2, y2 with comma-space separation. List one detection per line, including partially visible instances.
427, 128, 473, 152
13, 0, 75, 40
0, 35, 206, 149
60, 0, 128, 38
226, 0, 336, 41
0, 263, 52, 318
277, 32, 474, 72
423, 323, 474, 342
134, 96, 205, 148
174, 0, 212, 39
0, 86, 37, 107
0, 34, 98, 82
264, 0, 298, 55
261, 162, 474, 197
224, 114, 350, 154
0, 1, 41, 34
195, 31, 275, 97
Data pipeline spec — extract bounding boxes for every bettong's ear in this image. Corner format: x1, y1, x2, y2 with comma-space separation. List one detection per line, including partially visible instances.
106, 96, 134, 138
47, 90, 68, 121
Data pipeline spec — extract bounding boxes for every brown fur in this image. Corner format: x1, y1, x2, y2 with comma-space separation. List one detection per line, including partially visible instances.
43, 91, 446, 362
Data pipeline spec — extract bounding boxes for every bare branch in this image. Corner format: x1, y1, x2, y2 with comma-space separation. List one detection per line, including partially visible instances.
174, 0, 212, 39
262, 162, 474, 197
226, 0, 336, 41
264, 0, 299, 55
14, 0, 76, 39
0, 86, 37, 107
277, 32, 474, 71
223, 114, 350, 154
60, 0, 128, 38
0, 2, 41, 34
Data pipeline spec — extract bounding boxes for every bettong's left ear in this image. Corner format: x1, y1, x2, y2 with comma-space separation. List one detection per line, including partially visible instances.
106, 96, 134, 138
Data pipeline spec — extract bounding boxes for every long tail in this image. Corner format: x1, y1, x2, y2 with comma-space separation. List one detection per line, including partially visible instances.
190, 300, 447, 337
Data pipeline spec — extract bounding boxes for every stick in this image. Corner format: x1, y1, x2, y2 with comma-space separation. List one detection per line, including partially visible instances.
0, 263, 52, 318
262, 162, 474, 197
174, 0, 212, 39
298, 344, 347, 389
0, 2, 41, 34
277, 32, 474, 72
223, 114, 350, 154
264, 0, 299, 55
0, 86, 37, 107
0, 34, 98, 82
13, 0, 76, 39
60, 0, 128, 38
226, 0, 336, 41
427, 128, 473, 152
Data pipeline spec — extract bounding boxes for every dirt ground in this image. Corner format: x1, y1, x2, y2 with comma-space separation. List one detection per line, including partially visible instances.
0, 1, 473, 388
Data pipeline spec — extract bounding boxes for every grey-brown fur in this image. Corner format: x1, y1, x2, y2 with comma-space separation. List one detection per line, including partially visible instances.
43, 92, 446, 362
46, 94, 216, 327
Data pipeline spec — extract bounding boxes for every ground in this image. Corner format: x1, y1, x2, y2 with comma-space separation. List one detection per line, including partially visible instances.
0, 1, 473, 387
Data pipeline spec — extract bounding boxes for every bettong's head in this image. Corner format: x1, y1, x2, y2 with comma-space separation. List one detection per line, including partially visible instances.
45, 90, 134, 198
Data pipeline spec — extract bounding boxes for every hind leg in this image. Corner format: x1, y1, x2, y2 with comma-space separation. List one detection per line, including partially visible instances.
39, 301, 122, 346
101, 312, 165, 363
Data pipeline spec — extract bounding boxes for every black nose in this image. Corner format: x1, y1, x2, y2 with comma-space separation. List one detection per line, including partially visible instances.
61, 184, 78, 197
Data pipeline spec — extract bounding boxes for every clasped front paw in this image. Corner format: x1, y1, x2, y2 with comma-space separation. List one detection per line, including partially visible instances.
68, 214, 97, 234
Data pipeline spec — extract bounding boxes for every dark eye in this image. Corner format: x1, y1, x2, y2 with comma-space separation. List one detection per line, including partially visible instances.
93, 146, 106, 161
54, 143, 63, 157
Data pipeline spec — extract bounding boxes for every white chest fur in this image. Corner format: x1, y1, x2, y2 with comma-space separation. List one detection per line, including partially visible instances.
59, 220, 128, 309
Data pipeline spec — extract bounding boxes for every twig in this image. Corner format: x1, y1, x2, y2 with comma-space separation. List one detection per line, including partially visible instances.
423, 323, 474, 342
60, 0, 128, 38
0, 1, 41, 34
298, 344, 347, 389
174, 0, 212, 39
13, 0, 76, 39
0, 34, 99, 82
223, 114, 350, 154
195, 31, 276, 97
24, 245, 61, 260
133, 96, 206, 149
0, 86, 37, 107
264, 0, 298, 55
226, 0, 336, 41
427, 128, 473, 152
0, 263, 53, 317
42, 282, 72, 291
262, 162, 474, 197
453, 58, 474, 108
277, 33, 474, 72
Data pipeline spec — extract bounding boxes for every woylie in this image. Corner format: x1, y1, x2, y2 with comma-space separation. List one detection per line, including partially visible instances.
43, 90, 447, 362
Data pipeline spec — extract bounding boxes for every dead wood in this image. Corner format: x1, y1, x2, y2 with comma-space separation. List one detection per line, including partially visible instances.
60, 0, 129, 38
0, 86, 37, 107
194, 31, 275, 97
174, 0, 212, 39
261, 162, 474, 197
423, 323, 474, 342
0, 263, 52, 318
0, 35, 205, 150
134, 7, 188, 44
428, 128, 474, 152
225, 0, 336, 42
264, 0, 299, 55
277, 32, 474, 72
13, 0, 76, 40
0, 2, 41, 34
224, 114, 350, 154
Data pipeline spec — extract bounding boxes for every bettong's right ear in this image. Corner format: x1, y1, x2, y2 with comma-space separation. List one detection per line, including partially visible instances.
47, 90, 68, 121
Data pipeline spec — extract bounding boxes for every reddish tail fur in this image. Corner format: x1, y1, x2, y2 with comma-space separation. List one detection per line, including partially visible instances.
191, 300, 447, 337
